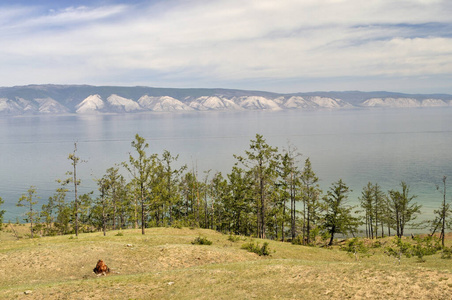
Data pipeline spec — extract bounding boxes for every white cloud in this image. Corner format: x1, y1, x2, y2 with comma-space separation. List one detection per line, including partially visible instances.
0, 0, 451, 92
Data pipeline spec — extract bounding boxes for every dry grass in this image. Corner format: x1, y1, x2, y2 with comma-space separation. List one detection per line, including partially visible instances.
0, 226, 451, 299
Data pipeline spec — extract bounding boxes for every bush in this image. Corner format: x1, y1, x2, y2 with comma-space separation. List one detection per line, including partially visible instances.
115, 232, 124, 236
291, 236, 303, 245
241, 241, 271, 256
341, 237, 370, 260
228, 234, 241, 242
412, 235, 441, 262
386, 236, 441, 263
441, 247, 452, 259
191, 236, 212, 245
371, 240, 382, 248
385, 237, 413, 263
171, 221, 183, 229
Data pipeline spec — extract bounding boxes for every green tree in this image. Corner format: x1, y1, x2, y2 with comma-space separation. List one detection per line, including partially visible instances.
226, 167, 253, 235
102, 167, 125, 230
40, 196, 56, 236
359, 182, 374, 239
279, 146, 302, 241
77, 192, 93, 233
300, 158, 321, 245
0, 196, 5, 230
235, 134, 279, 239
51, 184, 70, 235
323, 179, 360, 246
123, 134, 158, 235
359, 182, 386, 239
373, 183, 385, 238
67, 142, 82, 236
160, 150, 186, 226
387, 182, 421, 238
97, 177, 110, 236
17, 186, 40, 238
432, 176, 451, 248
209, 172, 228, 232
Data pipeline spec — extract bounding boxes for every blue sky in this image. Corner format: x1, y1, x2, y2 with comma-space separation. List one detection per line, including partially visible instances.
1, 0, 451, 93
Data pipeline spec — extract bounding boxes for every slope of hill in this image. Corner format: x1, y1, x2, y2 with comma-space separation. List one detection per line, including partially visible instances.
0, 227, 451, 299
0, 85, 451, 115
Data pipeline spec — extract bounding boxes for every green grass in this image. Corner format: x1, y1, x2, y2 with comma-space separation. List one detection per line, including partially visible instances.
0, 227, 451, 299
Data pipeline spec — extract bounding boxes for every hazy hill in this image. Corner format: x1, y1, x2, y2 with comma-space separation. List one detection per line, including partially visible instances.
0, 85, 451, 115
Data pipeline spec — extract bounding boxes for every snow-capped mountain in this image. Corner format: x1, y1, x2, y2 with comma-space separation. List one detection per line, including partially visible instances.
0, 85, 450, 115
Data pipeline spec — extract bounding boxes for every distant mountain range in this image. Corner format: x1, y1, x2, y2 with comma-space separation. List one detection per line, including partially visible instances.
0, 85, 451, 115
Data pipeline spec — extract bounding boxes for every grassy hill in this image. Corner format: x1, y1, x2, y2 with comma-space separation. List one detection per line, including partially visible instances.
0, 225, 451, 299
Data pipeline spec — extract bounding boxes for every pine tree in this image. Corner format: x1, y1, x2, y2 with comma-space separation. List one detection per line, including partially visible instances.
123, 134, 158, 235
0, 196, 5, 230
226, 167, 253, 235
97, 177, 110, 236
359, 182, 374, 239
387, 182, 421, 238
67, 142, 82, 236
432, 176, 450, 247
17, 186, 40, 238
160, 150, 186, 226
323, 179, 360, 246
279, 146, 302, 241
234, 134, 279, 239
301, 158, 321, 245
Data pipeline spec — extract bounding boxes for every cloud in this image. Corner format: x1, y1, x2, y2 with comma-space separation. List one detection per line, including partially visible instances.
0, 0, 451, 93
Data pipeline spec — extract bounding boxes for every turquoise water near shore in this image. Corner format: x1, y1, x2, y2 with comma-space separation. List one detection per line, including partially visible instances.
1, 108, 451, 228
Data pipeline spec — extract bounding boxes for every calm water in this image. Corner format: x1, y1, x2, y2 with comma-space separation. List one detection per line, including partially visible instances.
1, 108, 451, 226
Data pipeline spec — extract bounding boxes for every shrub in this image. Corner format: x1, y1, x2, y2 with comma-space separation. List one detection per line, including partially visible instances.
441, 247, 452, 259
341, 237, 370, 260
371, 240, 382, 248
191, 236, 212, 245
115, 232, 124, 236
385, 237, 413, 264
291, 236, 303, 245
241, 241, 271, 256
412, 236, 441, 262
171, 221, 183, 229
386, 236, 441, 263
228, 234, 241, 242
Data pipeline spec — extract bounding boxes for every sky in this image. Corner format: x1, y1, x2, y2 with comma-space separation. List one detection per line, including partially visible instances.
1, 0, 451, 94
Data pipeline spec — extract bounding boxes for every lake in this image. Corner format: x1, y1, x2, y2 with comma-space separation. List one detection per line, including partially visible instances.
1, 108, 451, 228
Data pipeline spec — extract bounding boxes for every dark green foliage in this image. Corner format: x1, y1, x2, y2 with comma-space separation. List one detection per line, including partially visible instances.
115, 232, 124, 236
386, 236, 441, 263
17, 186, 40, 238
371, 240, 382, 248
291, 235, 303, 245
387, 182, 421, 238
441, 247, 452, 259
234, 134, 279, 239
191, 236, 212, 245
322, 179, 360, 246
241, 241, 271, 256
341, 237, 371, 260
300, 158, 321, 245
171, 221, 183, 229
385, 237, 413, 263
228, 234, 241, 242
0, 197, 5, 230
